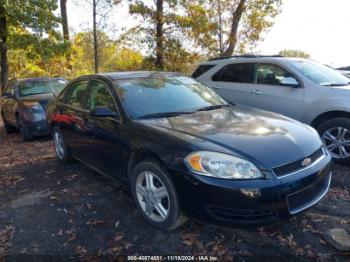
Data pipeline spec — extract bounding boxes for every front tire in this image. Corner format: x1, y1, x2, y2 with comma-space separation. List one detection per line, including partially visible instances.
52, 126, 73, 164
130, 159, 187, 231
317, 117, 350, 164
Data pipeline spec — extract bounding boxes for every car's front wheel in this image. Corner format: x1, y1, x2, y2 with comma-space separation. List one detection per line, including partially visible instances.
318, 117, 350, 164
130, 159, 188, 231
53, 126, 73, 164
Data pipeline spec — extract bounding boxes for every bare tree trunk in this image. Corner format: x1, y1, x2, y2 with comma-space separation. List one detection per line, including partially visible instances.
222, 0, 246, 57
217, 1, 223, 55
0, 1, 8, 93
60, 0, 69, 41
155, 0, 164, 70
93, 0, 99, 73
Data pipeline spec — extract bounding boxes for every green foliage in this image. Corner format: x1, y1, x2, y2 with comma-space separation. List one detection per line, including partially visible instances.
3, 0, 283, 79
125, 0, 217, 71
2, 0, 67, 79
70, 31, 144, 77
206, 0, 282, 55
279, 49, 311, 59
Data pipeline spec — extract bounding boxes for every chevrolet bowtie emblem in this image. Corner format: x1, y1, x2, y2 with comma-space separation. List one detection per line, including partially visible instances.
302, 157, 312, 167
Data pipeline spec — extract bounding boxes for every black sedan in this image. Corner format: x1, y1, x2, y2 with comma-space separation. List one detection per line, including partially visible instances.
1, 77, 67, 141
47, 72, 332, 230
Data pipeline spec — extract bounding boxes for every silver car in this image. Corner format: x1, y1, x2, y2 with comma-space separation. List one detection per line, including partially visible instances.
193, 56, 350, 163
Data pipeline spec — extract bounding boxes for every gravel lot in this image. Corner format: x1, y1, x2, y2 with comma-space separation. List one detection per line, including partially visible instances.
0, 119, 349, 261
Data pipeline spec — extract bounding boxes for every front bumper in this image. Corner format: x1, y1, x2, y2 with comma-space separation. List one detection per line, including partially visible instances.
25, 119, 49, 136
22, 111, 49, 136
169, 151, 332, 226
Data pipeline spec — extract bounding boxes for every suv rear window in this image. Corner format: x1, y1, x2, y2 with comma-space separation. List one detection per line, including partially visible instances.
192, 65, 216, 78
212, 63, 255, 83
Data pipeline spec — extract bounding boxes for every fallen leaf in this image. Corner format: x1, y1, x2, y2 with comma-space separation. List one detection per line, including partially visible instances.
50, 196, 60, 201
87, 219, 105, 226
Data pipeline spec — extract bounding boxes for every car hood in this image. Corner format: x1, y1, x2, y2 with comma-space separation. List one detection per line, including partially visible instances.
136, 106, 322, 169
19, 93, 55, 102
19, 93, 55, 109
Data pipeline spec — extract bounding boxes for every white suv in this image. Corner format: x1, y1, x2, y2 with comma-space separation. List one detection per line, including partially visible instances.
193, 55, 350, 163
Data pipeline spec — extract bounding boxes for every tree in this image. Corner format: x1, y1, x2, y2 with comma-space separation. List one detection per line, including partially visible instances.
70, 31, 143, 76
78, 0, 118, 73
279, 49, 310, 59
206, 0, 282, 57
128, 0, 214, 70
0, 0, 7, 92
60, 0, 69, 41
0, 0, 61, 92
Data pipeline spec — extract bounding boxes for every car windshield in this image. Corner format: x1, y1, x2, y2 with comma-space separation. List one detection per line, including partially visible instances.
289, 60, 350, 86
18, 79, 67, 97
114, 75, 227, 119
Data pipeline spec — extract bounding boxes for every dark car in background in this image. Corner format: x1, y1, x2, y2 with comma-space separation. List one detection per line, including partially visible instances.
1, 77, 67, 141
47, 72, 332, 230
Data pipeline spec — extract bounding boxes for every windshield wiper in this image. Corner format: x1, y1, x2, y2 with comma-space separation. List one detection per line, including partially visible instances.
138, 111, 194, 119
321, 83, 350, 87
195, 104, 230, 112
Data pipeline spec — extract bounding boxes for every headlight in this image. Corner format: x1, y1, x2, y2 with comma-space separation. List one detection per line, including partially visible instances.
23, 101, 43, 112
185, 151, 264, 179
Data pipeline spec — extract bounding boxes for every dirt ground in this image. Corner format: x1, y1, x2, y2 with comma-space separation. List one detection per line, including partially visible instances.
0, 119, 349, 261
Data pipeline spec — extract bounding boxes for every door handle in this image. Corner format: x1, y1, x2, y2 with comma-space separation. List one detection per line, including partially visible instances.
250, 89, 262, 95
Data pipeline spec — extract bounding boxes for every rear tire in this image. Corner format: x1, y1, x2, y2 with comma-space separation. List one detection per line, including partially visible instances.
2, 114, 16, 134
52, 126, 74, 164
17, 115, 33, 141
317, 117, 350, 164
130, 158, 188, 231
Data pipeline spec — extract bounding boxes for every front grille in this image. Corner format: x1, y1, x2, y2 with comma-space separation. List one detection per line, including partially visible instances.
287, 172, 331, 214
273, 148, 324, 177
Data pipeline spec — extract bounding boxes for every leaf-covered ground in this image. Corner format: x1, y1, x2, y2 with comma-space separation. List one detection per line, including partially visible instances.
0, 119, 349, 261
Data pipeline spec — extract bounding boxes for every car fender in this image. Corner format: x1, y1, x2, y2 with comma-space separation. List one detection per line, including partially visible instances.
304, 97, 350, 125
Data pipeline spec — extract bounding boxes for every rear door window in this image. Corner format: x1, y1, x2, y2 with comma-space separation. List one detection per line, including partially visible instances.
212, 63, 255, 83
64, 80, 89, 109
192, 65, 216, 78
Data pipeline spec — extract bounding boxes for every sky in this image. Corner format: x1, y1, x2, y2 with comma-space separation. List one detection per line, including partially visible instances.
67, 0, 350, 68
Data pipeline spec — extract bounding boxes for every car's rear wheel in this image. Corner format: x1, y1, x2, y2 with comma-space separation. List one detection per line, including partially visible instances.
130, 159, 187, 231
53, 126, 73, 164
317, 117, 350, 164
1, 114, 16, 134
17, 115, 33, 141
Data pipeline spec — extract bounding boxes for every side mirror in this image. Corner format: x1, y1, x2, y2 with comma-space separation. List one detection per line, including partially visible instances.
90, 106, 116, 117
281, 77, 300, 87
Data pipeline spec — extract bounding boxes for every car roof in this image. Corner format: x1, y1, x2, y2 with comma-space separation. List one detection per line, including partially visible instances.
96, 71, 184, 81
198, 56, 307, 65
12, 77, 66, 82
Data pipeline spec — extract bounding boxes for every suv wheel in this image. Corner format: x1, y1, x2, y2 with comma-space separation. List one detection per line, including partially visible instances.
317, 117, 350, 164
1, 114, 16, 134
17, 115, 33, 141
53, 126, 74, 164
130, 159, 188, 231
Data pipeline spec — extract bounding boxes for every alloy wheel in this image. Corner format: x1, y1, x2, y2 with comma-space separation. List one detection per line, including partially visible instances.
322, 127, 350, 159
135, 171, 170, 222
54, 131, 65, 160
